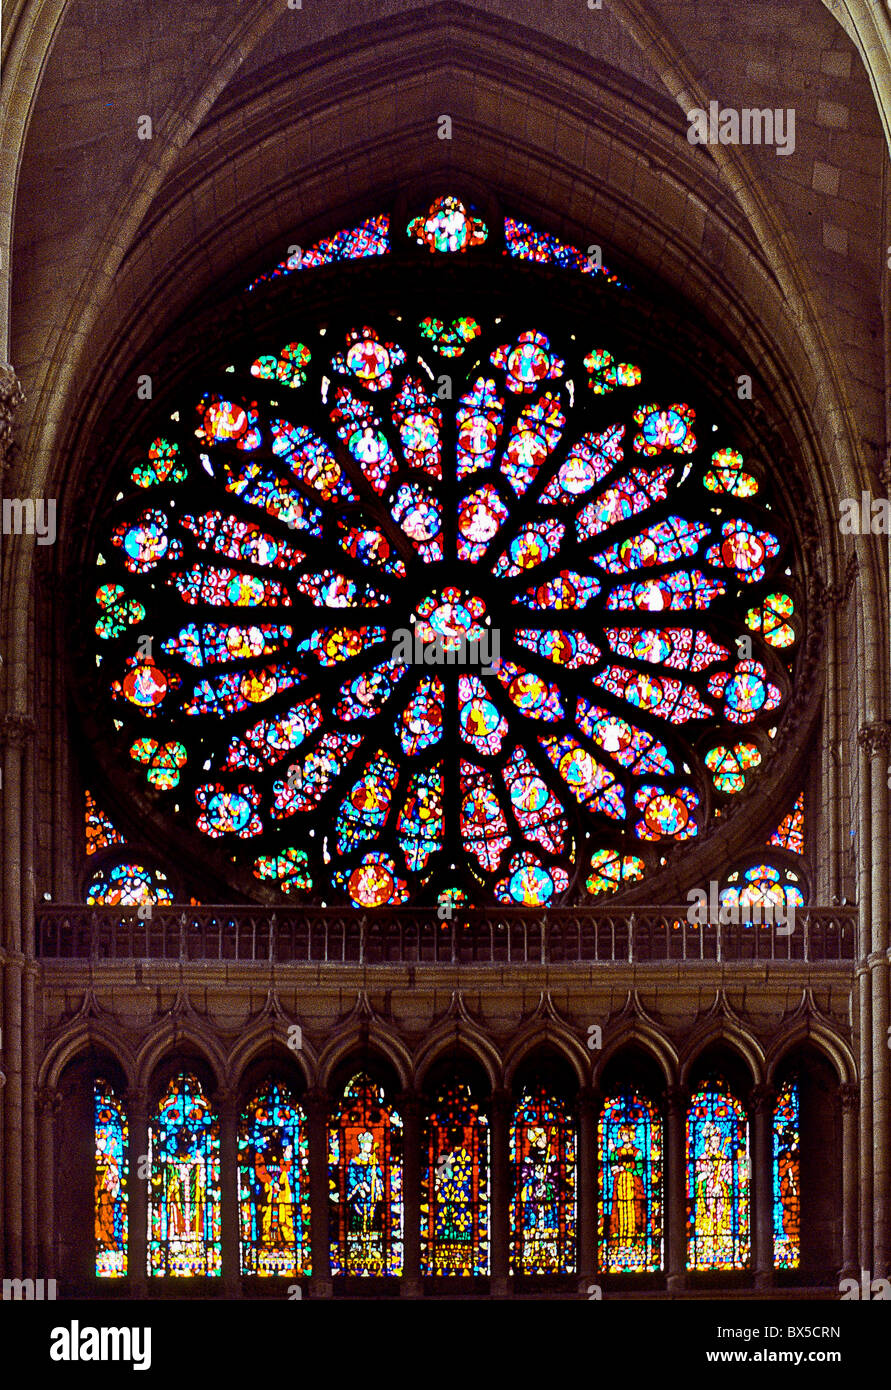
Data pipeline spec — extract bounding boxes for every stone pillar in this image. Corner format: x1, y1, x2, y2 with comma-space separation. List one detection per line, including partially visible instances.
840, 1083, 859, 1281
489, 1087, 511, 1296
126, 1089, 148, 1295
216, 1090, 239, 1295
859, 721, 891, 1277
0, 364, 24, 482
664, 1085, 687, 1291
751, 1084, 775, 1289
856, 959, 873, 1273
575, 1087, 597, 1292
37, 1086, 60, 1278
0, 368, 26, 1272
399, 1091, 422, 1296
1, 714, 30, 1274
305, 1088, 332, 1297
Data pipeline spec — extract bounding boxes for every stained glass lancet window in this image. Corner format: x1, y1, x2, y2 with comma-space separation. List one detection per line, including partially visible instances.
598, 1090, 663, 1272
94, 1081, 128, 1277
773, 1079, 800, 1269
686, 1081, 750, 1270
147, 1074, 221, 1277
90, 194, 803, 907
329, 1073, 403, 1276
509, 1083, 576, 1274
238, 1081, 311, 1277
421, 1080, 489, 1275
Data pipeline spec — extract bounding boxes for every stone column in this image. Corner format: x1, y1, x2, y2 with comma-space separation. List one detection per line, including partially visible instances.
0, 358, 27, 1273
399, 1091, 422, 1296
840, 1083, 859, 1281
125, 1089, 148, 1295
0, 364, 24, 482
751, 1084, 775, 1289
0, 368, 26, 1272
305, 1088, 332, 1297
489, 1087, 511, 1297
664, 1085, 687, 1291
859, 721, 891, 1277
37, 1086, 60, 1279
216, 1090, 239, 1295
575, 1086, 597, 1292
0, 714, 31, 1274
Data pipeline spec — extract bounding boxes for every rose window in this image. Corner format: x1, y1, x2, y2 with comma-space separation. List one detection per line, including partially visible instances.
90, 272, 800, 907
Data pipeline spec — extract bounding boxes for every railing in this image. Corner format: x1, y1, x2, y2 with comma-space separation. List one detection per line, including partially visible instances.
35, 905, 859, 965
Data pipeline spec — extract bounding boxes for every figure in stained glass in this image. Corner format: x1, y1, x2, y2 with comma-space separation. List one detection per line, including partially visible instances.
94, 1082, 128, 1277
598, 1091, 662, 1271
148, 1074, 221, 1277
686, 1082, 749, 1270
329, 1074, 403, 1276
510, 1084, 576, 1274
773, 1079, 800, 1269
239, 1081, 310, 1276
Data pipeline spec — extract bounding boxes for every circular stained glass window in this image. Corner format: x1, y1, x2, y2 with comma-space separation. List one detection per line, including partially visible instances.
88, 313, 800, 907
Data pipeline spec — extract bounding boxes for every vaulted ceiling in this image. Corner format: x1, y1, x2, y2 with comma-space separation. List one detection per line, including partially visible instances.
2, 0, 889, 566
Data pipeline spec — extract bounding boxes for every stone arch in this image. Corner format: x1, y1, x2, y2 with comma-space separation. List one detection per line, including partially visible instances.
766, 1021, 857, 1088
679, 1023, 765, 1090
413, 1028, 501, 1094
317, 1027, 412, 1093
38, 1022, 136, 1093
594, 1022, 679, 1090
503, 1027, 589, 1090
135, 1022, 228, 1094
227, 1022, 317, 1093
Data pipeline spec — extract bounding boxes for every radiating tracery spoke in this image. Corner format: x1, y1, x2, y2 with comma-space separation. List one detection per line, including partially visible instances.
94, 313, 798, 907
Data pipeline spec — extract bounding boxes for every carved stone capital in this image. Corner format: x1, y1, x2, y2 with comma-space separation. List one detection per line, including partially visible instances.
303, 1086, 330, 1120
37, 1085, 62, 1114
574, 1084, 600, 1118
0, 363, 24, 480
662, 1084, 688, 1115
839, 1083, 859, 1115
0, 714, 36, 748
123, 1088, 148, 1118
858, 721, 891, 756
395, 1090, 421, 1123
211, 1087, 237, 1118
750, 1083, 776, 1115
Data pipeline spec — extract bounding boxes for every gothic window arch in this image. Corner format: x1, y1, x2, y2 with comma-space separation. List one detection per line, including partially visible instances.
83, 193, 807, 909
328, 1071, 404, 1276
147, 1073, 221, 1277
238, 1078, 311, 1277
598, 1088, 663, 1272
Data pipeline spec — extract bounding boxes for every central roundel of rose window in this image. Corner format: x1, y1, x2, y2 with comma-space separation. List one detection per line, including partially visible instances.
92, 316, 799, 907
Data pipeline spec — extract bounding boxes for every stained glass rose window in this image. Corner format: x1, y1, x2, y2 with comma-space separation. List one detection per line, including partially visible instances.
91, 232, 799, 908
